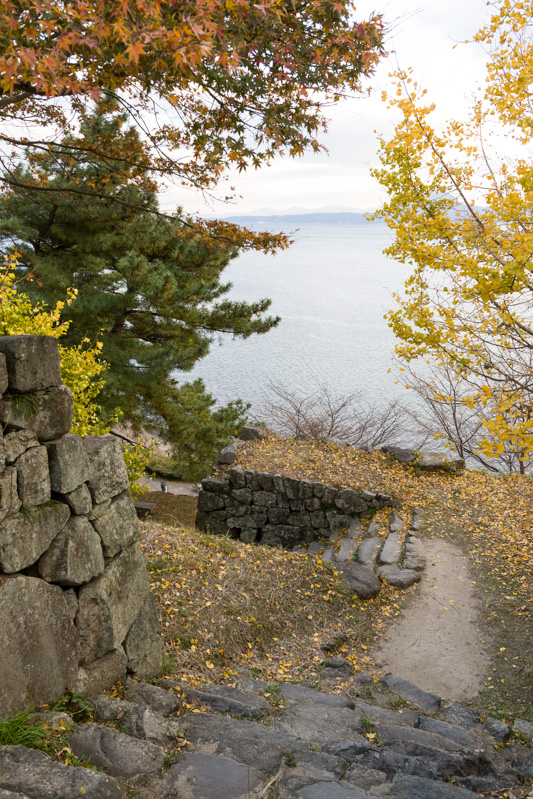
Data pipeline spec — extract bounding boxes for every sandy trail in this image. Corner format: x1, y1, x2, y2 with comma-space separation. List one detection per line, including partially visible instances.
371, 537, 491, 702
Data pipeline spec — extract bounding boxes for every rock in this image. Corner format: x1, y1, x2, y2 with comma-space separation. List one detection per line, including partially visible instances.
337, 538, 358, 562
482, 716, 510, 743
308, 541, 323, 554
380, 675, 441, 713
376, 565, 422, 588
73, 647, 127, 698
45, 434, 91, 493
296, 783, 371, 799
0, 336, 62, 392
335, 488, 368, 515
0, 352, 7, 394
230, 487, 252, 504
0, 502, 70, 573
180, 712, 311, 778
322, 739, 379, 762
60, 483, 93, 515
417, 717, 475, 748
83, 435, 129, 504
513, 718, 533, 738
378, 534, 402, 565
402, 554, 426, 571
0, 745, 123, 799
217, 443, 238, 464
62, 588, 78, 620
34, 711, 73, 729
201, 477, 231, 495
90, 489, 139, 557
253, 490, 277, 507
124, 677, 180, 715
77, 542, 150, 662
353, 701, 419, 728
94, 694, 181, 747
3, 386, 74, 441
0, 467, 21, 523
69, 723, 165, 778
183, 684, 272, 719
198, 491, 227, 512
379, 773, 479, 797
444, 703, 481, 730
336, 562, 381, 599
345, 764, 388, 791
261, 524, 302, 548
238, 423, 267, 440
14, 446, 51, 506
322, 545, 336, 562
4, 429, 39, 463
273, 699, 363, 746
417, 452, 465, 473
389, 512, 405, 532
38, 514, 104, 586
381, 445, 417, 463
520, 747, 533, 778
377, 723, 473, 753
166, 752, 262, 799
357, 537, 381, 565
0, 576, 79, 717
322, 656, 354, 679
123, 592, 162, 680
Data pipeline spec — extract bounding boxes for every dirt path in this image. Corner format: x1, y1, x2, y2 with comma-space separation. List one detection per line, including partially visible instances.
371, 537, 492, 702
138, 476, 199, 497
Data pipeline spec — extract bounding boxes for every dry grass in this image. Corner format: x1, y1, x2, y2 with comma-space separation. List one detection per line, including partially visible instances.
139, 522, 412, 686
140, 491, 197, 528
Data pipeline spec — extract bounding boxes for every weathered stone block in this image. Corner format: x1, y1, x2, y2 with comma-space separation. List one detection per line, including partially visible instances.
335, 488, 368, 514
310, 509, 328, 528
244, 470, 261, 490
0, 467, 21, 523
322, 486, 338, 505
261, 524, 302, 548
69, 723, 165, 778
240, 511, 267, 528
77, 542, 151, 663
240, 528, 258, 543
196, 510, 228, 534
284, 476, 301, 500
73, 647, 128, 698
287, 510, 312, 526
91, 489, 139, 557
273, 474, 285, 493
0, 352, 7, 394
304, 496, 322, 511
15, 446, 51, 506
201, 477, 230, 495
238, 423, 267, 440
268, 507, 290, 524
229, 467, 246, 489
257, 472, 275, 491
0, 575, 79, 717
326, 510, 353, 531
60, 483, 93, 515
217, 443, 238, 464
0, 502, 70, 573
2, 385, 74, 441
38, 515, 105, 586
0, 335, 62, 392
253, 490, 277, 507
83, 435, 129, 504
231, 487, 252, 504
123, 593, 162, 680
0, 433, 4, 474
197, 491, 226, 513
4, 429, 39, 463
0, 745, 123, 799
45, 434, 91, 493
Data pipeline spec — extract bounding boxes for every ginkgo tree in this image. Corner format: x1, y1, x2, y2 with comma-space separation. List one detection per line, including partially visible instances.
0, 0, 384, 252
372, 1, 533, 472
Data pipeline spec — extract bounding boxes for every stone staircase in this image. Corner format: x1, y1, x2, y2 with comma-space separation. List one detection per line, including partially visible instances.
1, 671, 531, 798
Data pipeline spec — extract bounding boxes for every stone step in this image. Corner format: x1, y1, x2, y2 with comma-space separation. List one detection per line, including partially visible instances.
380, 675, 441, 713
337, 538, 358, 562
357, 536, 381, 565
69, 723, 166, 778
378, 534, 403, 565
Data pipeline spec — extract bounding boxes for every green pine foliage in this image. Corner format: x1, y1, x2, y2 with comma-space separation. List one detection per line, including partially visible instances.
0, 102, 279, 481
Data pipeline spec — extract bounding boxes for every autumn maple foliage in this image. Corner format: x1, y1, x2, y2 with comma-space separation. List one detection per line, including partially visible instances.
372, 1, 533, 471
0, 0, 383, 249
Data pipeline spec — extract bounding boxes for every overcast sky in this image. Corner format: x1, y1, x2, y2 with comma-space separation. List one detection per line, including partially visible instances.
161, 0, 492, 216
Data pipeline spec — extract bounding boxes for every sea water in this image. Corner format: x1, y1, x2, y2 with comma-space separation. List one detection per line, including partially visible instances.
181, 222, 414, 415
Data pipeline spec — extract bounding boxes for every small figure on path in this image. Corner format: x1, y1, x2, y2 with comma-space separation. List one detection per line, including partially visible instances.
160, 481, 167, 493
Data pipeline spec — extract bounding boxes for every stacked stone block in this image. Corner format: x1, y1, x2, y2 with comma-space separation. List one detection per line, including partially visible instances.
0, 335, 161, 718
196, 467, 393, 547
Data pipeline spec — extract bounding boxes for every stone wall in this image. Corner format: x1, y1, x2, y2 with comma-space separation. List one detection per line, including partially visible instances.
196, 467, 393, 548
0, 335, 161, 718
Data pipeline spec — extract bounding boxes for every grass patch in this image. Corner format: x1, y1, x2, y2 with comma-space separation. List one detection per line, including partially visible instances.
0, 708, 49, 749
140, 521, 413, 686
140, 492, 198, 528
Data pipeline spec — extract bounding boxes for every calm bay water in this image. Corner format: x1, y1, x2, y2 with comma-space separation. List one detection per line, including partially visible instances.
183, 222, 413, 414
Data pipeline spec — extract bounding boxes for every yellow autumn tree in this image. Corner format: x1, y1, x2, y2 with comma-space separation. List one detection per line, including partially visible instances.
372, 1, 533, 472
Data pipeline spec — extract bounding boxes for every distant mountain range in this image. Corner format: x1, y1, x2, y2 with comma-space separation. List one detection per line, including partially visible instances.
223, 211, 374, 225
